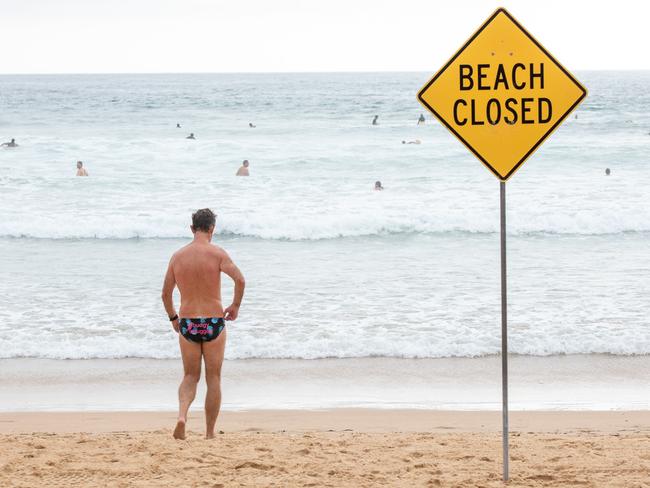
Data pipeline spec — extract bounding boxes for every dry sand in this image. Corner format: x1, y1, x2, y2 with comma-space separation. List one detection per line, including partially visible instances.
1, 410, 649, 487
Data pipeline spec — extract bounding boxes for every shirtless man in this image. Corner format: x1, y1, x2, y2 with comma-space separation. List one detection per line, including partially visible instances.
1, 138, 18, 147
76, 161, 89, 176
236, 160, 250, 176
162, 208, 245, 440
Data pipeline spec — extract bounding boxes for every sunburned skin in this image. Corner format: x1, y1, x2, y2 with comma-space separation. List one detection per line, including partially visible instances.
169, 243, 230, 317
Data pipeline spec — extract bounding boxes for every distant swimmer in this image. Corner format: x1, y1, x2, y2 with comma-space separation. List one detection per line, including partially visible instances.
374, 181, 384, 191
186, 133, 195, 139
401, 139, 421, 145
249, 123, 256, 128
177, 123, 181, 128
1, 138, 18, 148
418, 114, 425, 125
76, 161, 89, 176
372, 115, 379, 126
605, 168, 611, 176
236, 160, 250, 176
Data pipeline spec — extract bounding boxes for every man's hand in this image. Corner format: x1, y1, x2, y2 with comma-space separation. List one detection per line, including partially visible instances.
224, 304, 240, 321
171, 318, 180, 333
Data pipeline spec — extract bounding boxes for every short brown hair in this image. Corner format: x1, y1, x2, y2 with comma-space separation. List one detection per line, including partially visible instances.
192, 208, 216, 232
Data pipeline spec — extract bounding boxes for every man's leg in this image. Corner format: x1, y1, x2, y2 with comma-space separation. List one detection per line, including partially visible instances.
174, 335, 202, 440
202, 328, 227, 439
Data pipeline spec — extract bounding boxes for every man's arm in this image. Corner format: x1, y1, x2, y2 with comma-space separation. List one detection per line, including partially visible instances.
221, 252, 245, 321
162, 257, 179, 332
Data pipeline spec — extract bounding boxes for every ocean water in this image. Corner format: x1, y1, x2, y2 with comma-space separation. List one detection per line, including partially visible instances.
1, 72, 649, 360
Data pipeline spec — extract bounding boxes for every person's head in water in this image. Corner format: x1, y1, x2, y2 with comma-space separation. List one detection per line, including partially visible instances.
605, 168, 611, 176
191, 208, 216, 238
10, 139, 15, 144
176, 123, 181, 128
374, 181, 383, 190
243, 160, 249, 168
77, 161, 83, 169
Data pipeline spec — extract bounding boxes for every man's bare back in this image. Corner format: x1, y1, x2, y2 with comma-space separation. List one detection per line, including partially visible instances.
171, 241, 228, 318
163, 229, 244, 322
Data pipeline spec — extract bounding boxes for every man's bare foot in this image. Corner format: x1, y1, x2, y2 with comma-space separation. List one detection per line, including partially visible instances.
205, 431, 215, 440
173, 419, 186, 440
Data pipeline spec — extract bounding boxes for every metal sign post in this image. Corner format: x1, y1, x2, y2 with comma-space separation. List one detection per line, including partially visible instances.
416, 7, 586, 482
500, 181, 509, 481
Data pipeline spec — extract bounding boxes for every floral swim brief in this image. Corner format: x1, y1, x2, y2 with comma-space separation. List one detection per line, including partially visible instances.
179, 318, 225, 343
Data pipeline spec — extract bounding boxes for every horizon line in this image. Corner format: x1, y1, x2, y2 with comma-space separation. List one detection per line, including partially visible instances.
0, 69, 648, 76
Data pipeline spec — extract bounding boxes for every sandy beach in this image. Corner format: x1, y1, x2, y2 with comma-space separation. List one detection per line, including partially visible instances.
1, 410, 649, 487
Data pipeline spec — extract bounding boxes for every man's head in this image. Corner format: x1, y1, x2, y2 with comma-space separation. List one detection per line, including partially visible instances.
243, 160, 249, 168
191, 208, 216, 236
77, 161, 83, 169
11, 139, 15, 143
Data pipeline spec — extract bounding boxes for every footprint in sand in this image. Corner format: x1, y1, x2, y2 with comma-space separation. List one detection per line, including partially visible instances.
235, 461, 273, 471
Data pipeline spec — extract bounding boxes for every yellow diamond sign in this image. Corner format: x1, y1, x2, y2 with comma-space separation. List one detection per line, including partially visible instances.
418, 8, 586, 180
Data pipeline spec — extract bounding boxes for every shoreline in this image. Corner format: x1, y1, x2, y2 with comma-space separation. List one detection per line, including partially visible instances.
2, 355, 649, 412
1, 409, 649, 435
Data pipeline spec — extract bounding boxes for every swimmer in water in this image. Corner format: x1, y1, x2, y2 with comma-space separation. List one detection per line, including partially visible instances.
372, 115, 378, 126
236, 160, 250, 176
249, 123, 256, 128
401, 139, 421, 145
177, 123, 181, 128
374, 181, 384, 191
418, 114, 425, 125
76, 161, 89, 176
605, 168, 611, 176
186, 133, 195, 139
1, 138, 18, 148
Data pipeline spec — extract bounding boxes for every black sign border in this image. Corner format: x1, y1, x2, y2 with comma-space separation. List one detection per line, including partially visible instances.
417, 7, 587, 181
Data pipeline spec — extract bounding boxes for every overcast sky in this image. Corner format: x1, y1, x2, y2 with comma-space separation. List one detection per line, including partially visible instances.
1, 0, 648, 74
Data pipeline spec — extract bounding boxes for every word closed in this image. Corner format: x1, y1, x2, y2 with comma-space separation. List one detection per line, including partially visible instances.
454, 63, 552, 126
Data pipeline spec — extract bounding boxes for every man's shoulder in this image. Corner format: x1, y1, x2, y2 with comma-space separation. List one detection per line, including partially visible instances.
171, 242, 193, 259
209, 243, 228, 257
